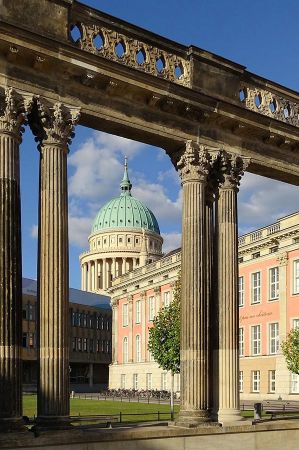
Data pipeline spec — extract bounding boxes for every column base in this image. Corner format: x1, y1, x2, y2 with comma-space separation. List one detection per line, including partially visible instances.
174, 409, 216, 428
217, 408, 245, 426
0, 417, 26, 433
32, 416, 72, 434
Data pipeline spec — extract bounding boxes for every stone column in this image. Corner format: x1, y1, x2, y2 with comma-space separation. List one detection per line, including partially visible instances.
87, 261, 91, 291
174, 141, 212, 426
82, 263, 87, 291
0, 88, 31, 431
128, 295, 133, 362
154, 286, 161, 312
216, 152, 249, 424
102, 259, 106, 291
91, 262, 95, 291
29, 100, 79, 428
122, 257, 126, 275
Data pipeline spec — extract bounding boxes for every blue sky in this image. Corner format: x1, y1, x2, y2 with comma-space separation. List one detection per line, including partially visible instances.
21, 0, 299, 288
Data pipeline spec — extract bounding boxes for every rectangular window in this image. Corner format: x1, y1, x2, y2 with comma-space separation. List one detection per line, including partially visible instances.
122, 303, 128, 327
28, 332, 35, 348
148, 350, 154, 362
251, 272, 261, 304
72, 312, 76, 326
293, 319, 299, 329
83, 338, 88, 352
89, 339, 94, 353
163, 291, 171, 307
22, 332, 27, 348
239, 371, 244, 393
161, 373, 167, 390
269, 267, 279, 300
77, 337, 82, 351
146, 373, 152, 390
294, 260, 299, 294
251, 325, 261, 355
239, 328, 244, 357
135, 300, 141, 324
120, 374, 126, 389
133, 374, 138, 390
135, 335, 141, 362
269, 370, 276, 393
28, 304, 35, 321
269, 322, 279, 354
291, 373, 299, 393
252, 370, 260, 392
148, 296, 155, 321
238, 276, 244, 307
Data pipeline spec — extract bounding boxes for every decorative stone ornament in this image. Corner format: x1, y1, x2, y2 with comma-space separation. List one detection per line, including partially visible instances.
176, 140, 212, 184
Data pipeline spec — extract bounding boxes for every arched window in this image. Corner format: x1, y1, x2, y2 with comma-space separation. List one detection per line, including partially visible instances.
135, 334, 141, 362
123, 337, 128, 363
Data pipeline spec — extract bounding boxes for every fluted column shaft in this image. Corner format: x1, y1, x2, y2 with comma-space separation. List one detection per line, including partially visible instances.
0, 88, 29, 431
175, 141, 211, 425
216, 152, 248, 424
38, 142, 70, 421
29, 100, 79, 427
112, 303, 118, 363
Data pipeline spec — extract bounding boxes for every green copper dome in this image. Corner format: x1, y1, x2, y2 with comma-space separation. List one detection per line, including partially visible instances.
91, 158, 160, 235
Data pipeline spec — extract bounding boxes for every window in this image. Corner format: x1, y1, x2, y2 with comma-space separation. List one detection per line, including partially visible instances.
294, 260, 299, 294
148, 296, 155, 321
161, 373, 167, 390
135, 300, 141, 324
89, 339, 94, 353
121, 374, 126, 389
122, 304, 128, 327
252, 251, 260, 259
239, 371, 244, 393
123, 337, 128, 363
72, 312, 76, 326
163, 291, 171, 307
77, 337, 82, 351
146, 373, 152, 390
291, 373, 299, 393
238, 276, 244, 307
106, 340, 110, 353
133, 373, 138, 390
83, 338, 88, 352
28, 304, 35, 321
239, 328, 244, 357
293, 319, 299, 329
148, 350, 154, 362
269, 370, 276, 393
252, 371, 260, 392
251, 325, 261, 355
251, 272, 261, 304
135, 335, 141, 362
269, 322, 279, 354
270, 246, 278, 253
269, 267, 279, 300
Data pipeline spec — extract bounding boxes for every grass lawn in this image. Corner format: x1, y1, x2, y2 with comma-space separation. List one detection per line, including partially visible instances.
23, 395, 179, 422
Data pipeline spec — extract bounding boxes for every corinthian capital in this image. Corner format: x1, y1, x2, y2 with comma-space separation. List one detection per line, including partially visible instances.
0, 88, 33, 140
28, 99, 80, 150
217, 151, 250, 190
176, 140, 212, 184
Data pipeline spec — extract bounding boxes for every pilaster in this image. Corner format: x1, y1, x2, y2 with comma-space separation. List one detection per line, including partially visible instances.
28, 99, 80, 428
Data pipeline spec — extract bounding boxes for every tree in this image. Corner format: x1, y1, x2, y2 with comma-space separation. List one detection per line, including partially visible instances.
281, 327, 299, 375
148, 273, 181, 419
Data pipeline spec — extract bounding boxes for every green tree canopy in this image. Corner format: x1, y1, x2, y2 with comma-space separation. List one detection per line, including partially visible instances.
281, 327, 299, 375
148, 274, 181, 374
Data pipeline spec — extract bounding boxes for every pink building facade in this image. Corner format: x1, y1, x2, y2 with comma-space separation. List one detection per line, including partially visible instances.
109, 212, 299, 400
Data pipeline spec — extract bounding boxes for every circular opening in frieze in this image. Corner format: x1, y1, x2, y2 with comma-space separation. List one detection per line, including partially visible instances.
136, 48, 146, 65
156, 56, 166, 74
174, 64, 184, 79
93, 33, 104, 50
254, 93, 262, 108
70, 24, 81, 44
269, 99, 277, 113
115, 41, 126, 59
239, 88, 247, 102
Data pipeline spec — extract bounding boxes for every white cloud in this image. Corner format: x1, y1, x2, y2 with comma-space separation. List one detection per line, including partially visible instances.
69, 215, 93, 248
30, 224, 38, 239
238, 173, 299, 234
162, 232, 181, 253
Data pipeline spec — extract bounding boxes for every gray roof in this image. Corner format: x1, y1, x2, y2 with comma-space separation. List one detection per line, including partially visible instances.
22, 278, 111, 310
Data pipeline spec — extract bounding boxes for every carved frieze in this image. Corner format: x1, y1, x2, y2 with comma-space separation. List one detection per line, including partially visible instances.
239, 84, 299, 128
70, 22, 191, 87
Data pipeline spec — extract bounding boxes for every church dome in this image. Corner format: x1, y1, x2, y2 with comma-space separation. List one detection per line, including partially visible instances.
91, 158, 160, 235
